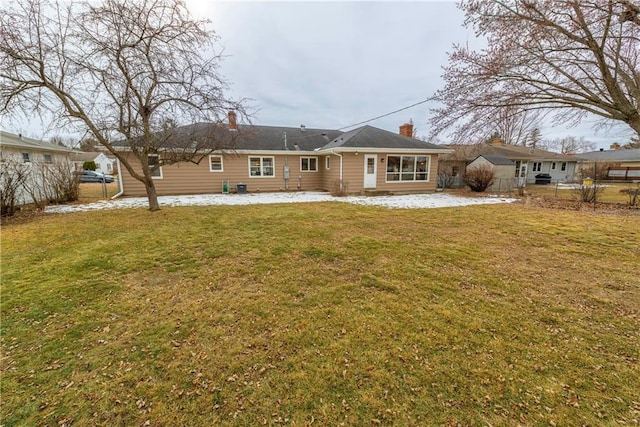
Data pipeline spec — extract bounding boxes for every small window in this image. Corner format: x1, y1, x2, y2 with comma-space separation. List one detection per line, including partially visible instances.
300, 157, 318, 172
22, 152, 31, 163
249, 156, 275, 177
209, 155, 223, 172
44, 154, 53, 163
533, 162, 542, 172
106, 163, 113, 173
551, 162, 556, 170
325, 156, 330, 170
561, 162, 567, 171
148, 155, 162, 178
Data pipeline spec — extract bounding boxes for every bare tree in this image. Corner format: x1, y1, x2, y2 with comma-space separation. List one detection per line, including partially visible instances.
541, 136, 595, 154
1, 0, 248, 211
492, 106, 541, 146
430, 1, 640, 141
527, 127, 542, 149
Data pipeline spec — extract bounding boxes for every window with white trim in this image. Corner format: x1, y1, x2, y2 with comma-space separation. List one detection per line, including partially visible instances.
300, 156, 318, 172
44, 154, 53, 163
386, 155, 429, 182
209, 155, 223, 172
533, 162, 542, 172
561, 162, 567, 171
22, 152, 31, 163
325, 156, 330, 170
249, 156, 274, 177
551, 162, 556, 170
148, 155, 162, 178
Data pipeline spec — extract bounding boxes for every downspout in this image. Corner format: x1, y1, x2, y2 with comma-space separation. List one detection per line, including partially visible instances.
111, 158, 125, 199
330, 149, 343, 191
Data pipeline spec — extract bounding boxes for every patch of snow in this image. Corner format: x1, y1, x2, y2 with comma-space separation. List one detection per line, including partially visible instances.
45, 192, 517, 214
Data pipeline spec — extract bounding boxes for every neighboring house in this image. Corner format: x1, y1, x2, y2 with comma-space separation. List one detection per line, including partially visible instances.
467, 154, 516, 192
113, 113, 453, 196
439, 141, 580, 187
578, 148, 640, 181
0, 130, 79, 207
75, 151, 116, 174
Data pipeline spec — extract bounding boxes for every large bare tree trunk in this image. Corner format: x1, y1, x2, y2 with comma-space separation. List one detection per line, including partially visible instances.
143, 179, 160, 212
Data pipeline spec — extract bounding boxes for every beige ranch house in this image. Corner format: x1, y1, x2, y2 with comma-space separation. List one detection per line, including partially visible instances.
115, 115, 452, 197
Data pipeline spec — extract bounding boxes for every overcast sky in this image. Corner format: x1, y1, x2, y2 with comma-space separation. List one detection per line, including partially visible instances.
184, 0, 633, 149
6, 1, 634, 149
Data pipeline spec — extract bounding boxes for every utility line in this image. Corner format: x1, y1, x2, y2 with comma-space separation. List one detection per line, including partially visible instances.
336, 96, 435, 131
286, 96, 436, 141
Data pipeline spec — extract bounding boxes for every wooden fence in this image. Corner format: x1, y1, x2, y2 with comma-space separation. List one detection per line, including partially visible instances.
606, 166, 640, 181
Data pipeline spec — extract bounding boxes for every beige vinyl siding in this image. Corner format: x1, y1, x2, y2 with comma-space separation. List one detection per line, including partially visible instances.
120, 152, 442, 196
338, 153, 439, 194
120, 153, 326, 196
320, 154, 342, 191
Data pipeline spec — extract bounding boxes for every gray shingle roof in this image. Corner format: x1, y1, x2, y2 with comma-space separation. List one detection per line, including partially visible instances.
579, 149, 640, 162
441, 143, 579, 162
110, 122, 341, 151
111, 123, 446, 152
478, 154, 515, 165
320, 125, 443, 151
0, 130, 79, 154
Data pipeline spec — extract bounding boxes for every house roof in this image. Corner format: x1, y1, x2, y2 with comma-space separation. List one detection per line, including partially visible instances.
441, 143, 579, 162
579, 148, 640, 162
319, 125, 445, 152
234, 125, 343, 151
111, 122, 448, 153
475, 154, 515, 166
0, 130, 79, 154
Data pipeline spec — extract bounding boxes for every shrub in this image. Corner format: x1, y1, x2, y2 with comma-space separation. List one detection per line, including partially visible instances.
83, 160, 97, 171
11, 161, 80, 210
621, 185, 640, 207
437, 172, 455, 189
573, 182, 604, 203
0, 159, 30, 216
464, 165, 495, 192
330, 179, 349, 197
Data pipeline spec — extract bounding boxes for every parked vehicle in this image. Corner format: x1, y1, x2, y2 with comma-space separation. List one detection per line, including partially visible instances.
75, 170, 115, 183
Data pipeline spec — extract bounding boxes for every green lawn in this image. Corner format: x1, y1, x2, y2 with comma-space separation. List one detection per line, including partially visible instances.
1, 202, 638, 426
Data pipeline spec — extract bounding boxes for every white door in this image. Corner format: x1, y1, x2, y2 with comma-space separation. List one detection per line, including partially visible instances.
364, 154, 377, 189
518, 162, 528, 187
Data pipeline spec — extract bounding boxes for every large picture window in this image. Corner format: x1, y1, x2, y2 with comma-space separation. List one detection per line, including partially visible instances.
249, 156, 275, 177
386, 155, 429, 182
300, 157, 318, 172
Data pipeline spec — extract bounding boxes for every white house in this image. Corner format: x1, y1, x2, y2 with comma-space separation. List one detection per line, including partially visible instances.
75, 151, 116, 174
0, 130, 80, 209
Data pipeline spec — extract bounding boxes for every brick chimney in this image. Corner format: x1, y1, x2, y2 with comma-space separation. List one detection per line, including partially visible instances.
228, 110, 237, 131
399, 122, 413, 138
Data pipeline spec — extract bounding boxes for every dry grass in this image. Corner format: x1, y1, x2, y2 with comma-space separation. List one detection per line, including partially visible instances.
77, 182, 120, 202
1, 202, 639, 426
525, 182, 638, 204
